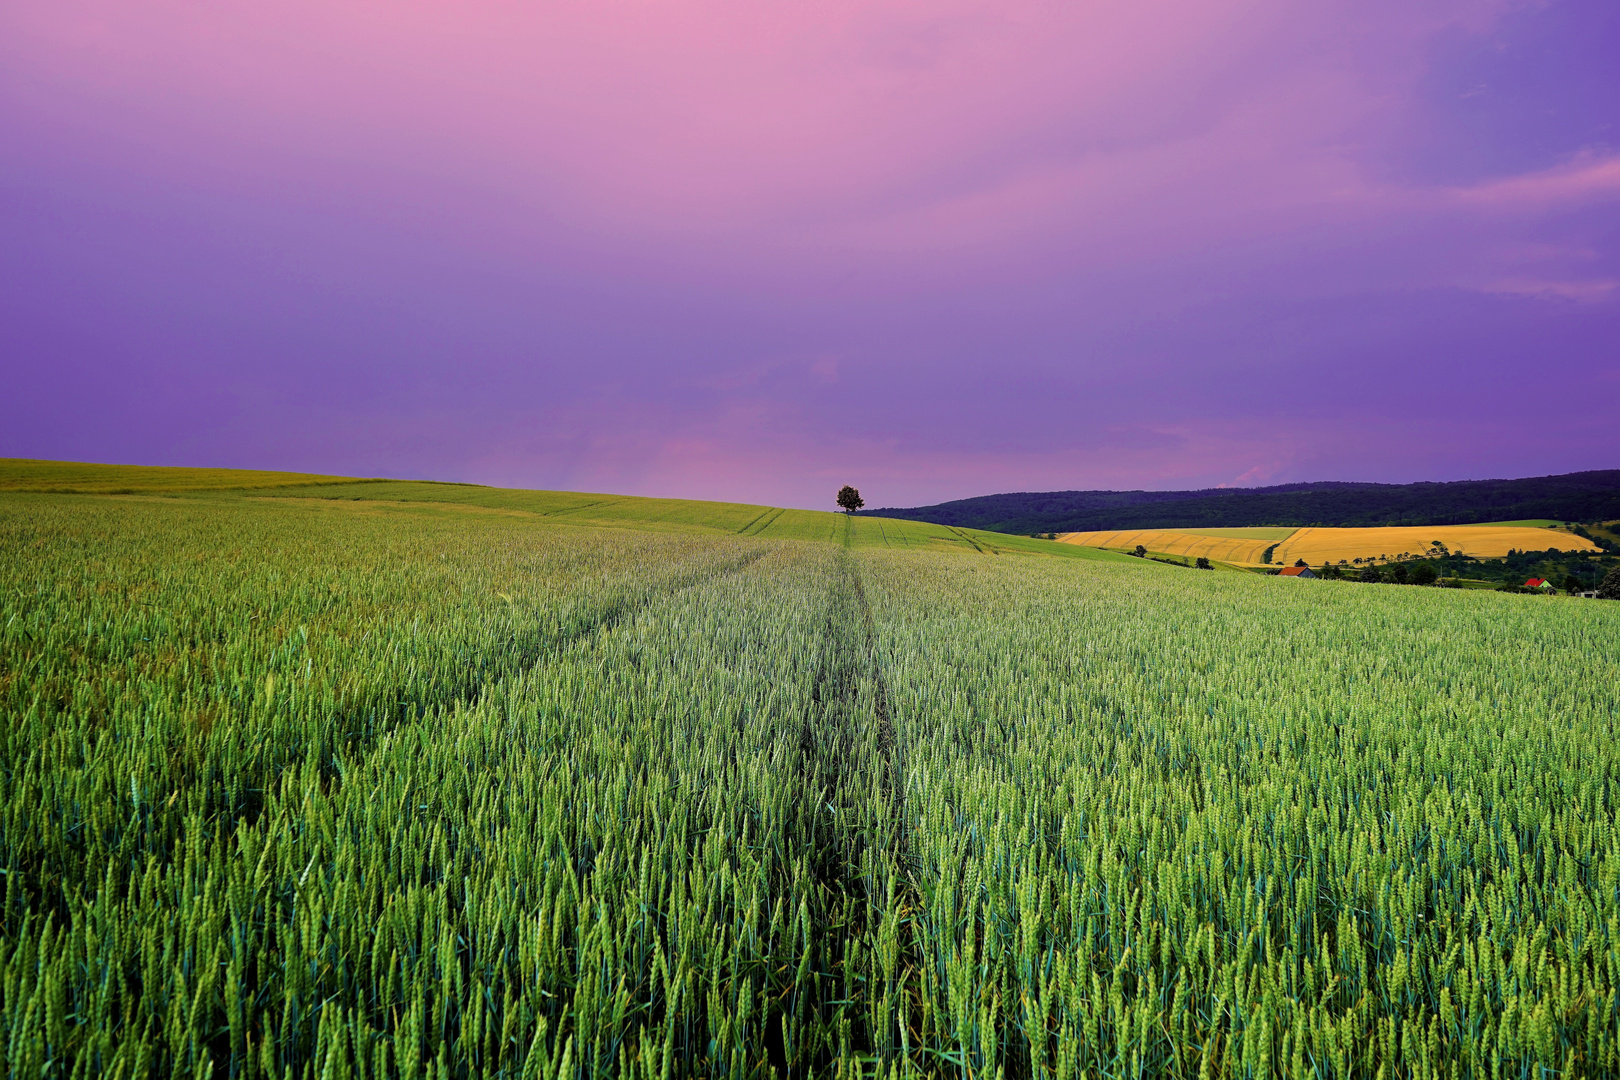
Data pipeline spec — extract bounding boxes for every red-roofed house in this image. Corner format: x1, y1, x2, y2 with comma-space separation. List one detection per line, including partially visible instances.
1523, 578, 1555, 590
1277, 566, 1317, 579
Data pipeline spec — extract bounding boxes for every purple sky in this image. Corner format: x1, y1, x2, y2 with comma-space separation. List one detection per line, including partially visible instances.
3, 1, 1618, 509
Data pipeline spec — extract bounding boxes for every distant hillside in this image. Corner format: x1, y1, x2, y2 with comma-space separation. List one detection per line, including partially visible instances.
861, 469, 1620, 534
0, 458, 1127, 561
0, 457, 373, 493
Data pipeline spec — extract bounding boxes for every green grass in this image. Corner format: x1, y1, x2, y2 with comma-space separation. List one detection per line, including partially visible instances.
1472, 518, 1564, 528
157, 469, 1138, 561
5, 463, 1620, 1078
2, 460, 1133, 562
0, 457, 370, 493
259, 480, 1130, 557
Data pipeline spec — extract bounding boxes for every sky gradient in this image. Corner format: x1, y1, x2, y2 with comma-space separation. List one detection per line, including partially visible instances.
3, 0, 1618, 509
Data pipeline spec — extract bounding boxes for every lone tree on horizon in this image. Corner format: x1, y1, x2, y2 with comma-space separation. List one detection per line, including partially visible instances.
836, 485, 864, 514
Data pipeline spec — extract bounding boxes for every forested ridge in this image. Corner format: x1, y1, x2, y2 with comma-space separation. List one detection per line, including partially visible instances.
863, 469, 1620, 533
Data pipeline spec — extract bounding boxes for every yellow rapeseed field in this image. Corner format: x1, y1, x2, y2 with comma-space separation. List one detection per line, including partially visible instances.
1058, 527, 1293, 564
1060, 523, 1597, 565
1271, 524, 1599, 565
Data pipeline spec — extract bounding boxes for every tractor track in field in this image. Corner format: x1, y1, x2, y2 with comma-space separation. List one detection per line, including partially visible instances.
851, 572, 913, 905
852, 568, 929, 1078
242, 543, 777, 822
736, 506, 786, 536
10, 538, 785, 954
948, 525, 998, 554
769, 551, 923, 1078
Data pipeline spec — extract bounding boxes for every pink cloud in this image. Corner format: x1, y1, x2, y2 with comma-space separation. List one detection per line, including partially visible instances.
1483, 278, 1620, 301
0, 1, 1481, 251
1453, 153, 1620, 210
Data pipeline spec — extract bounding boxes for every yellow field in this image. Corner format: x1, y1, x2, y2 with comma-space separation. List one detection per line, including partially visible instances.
1057, 527, 1294, 565
1060, 522, 1597, 566
1272, 525, 1599, 565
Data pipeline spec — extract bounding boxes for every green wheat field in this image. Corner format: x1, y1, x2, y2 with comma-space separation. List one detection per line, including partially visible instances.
3, 459, 1619, 1079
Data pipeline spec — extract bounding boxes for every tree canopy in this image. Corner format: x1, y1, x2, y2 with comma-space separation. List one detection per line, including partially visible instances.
1601, 567, 1620, 600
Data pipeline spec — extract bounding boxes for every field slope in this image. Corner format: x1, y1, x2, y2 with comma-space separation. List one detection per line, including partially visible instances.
252, 479, 1132, 556
0, 458, 1130, 561
1272, 523, 1601, 564
1059, 526, 1296, 564
1061, 522, 1597, 565
0, 457, 372, 493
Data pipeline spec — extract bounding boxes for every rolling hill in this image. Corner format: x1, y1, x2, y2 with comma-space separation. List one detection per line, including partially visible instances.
0, 458, 1126, 561
862, 469, 1620, 534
